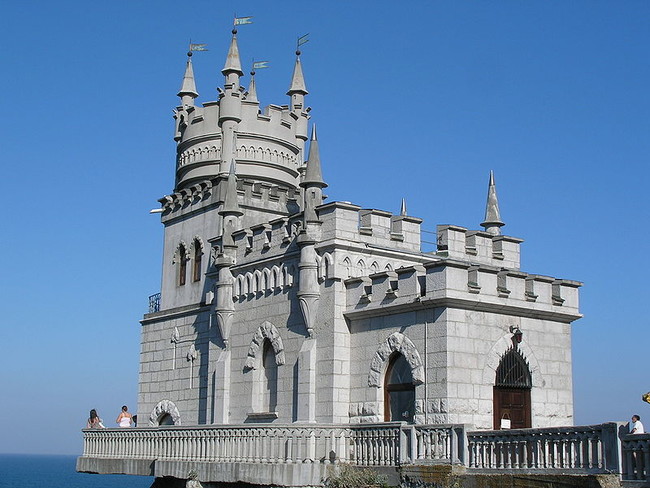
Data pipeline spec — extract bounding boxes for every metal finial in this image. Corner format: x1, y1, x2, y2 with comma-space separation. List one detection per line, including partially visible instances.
296, 49, 301, 56
232, 28, 237, 35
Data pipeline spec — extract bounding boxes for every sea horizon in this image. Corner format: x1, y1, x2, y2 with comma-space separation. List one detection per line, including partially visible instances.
0, 453, 153, 488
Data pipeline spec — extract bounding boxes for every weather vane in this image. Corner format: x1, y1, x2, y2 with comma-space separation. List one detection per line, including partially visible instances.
187, 40, 208, 57
233, 14, 253, 33
296, 33, 309, 55
251, 59, 269, 75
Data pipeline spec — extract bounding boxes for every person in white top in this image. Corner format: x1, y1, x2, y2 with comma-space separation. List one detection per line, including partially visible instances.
630, 415, 644, 434
116, 405, 133, 427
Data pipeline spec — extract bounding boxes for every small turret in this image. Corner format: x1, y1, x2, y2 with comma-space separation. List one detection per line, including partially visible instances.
213, 161, 241, 348
222, 29, 244, 78
288, 49, 309, 168
246, 68, 258, 103
178, 52, 199, 107
219, 160, 243, 246
481, 170, 505, 236
219, 29, 244, 175
287, 51, 308, 110
300, 125, 327, 223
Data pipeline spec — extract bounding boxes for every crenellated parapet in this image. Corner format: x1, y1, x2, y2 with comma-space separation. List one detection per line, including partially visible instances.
174, 98, 304, 191
344, 261, 582, 322
436, 224, 523, 269
157, 177, 299, 225
318, 201, 423, 252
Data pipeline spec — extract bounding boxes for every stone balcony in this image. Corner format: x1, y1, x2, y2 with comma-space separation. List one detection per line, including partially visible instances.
77, 422, 648, 487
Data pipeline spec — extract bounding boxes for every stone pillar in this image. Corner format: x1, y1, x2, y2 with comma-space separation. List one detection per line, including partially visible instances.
296, 339, 317, 422
213, 349, 231, 424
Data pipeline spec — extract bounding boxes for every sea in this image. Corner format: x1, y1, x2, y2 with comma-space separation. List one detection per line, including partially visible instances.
0, 454, 153, 488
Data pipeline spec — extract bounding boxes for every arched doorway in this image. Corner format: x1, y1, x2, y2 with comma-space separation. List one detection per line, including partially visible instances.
493, 346, 532, 429
384, 353, 415, 423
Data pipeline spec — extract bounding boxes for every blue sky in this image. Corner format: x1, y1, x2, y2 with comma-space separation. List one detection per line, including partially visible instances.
0, 1, 648, 455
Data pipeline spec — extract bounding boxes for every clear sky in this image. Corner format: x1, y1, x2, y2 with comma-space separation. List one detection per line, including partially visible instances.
0, 1, 648, 455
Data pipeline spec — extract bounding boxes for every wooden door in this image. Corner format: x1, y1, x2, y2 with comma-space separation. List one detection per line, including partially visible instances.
493, 387, 531, 429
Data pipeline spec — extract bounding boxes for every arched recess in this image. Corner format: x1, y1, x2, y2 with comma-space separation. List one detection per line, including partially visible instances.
189, 236, 204, 282
172, 241, 189, 286
342, 257, 352, 279
367, 332, 424, 424
482, 335, 543, 388
243, 321, 286, 372
384, 353, 416, 422
368, 332, 424, 387
149, 399, 181, 426
493, 346, 533, 429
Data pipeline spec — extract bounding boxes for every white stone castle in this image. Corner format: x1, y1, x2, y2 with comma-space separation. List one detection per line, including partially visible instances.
138, 27, 581, 434
82, 28, 650, 488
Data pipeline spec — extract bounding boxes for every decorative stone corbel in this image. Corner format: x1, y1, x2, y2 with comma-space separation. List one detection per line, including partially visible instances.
297, 231, 320, 338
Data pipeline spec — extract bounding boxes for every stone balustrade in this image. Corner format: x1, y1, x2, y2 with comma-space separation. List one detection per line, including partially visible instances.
80, 423, 463, 469
79, 423, 628, 485
468, 423, 621, 474
622, 433, 650, 482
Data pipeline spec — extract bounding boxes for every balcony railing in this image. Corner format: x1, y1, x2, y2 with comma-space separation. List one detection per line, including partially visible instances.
79, 422, 628, 484
467, 423, 621, 474
81, 423, 465, 468
622, 433, 650, 482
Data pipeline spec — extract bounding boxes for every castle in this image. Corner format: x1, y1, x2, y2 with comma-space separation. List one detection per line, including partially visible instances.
136, 27, 582, 436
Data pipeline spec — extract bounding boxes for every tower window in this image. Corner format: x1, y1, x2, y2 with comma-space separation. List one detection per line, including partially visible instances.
178, 245, 188, 286
193, 240, 202, 282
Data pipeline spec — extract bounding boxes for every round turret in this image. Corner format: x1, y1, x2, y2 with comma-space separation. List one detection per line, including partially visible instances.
173, 32, 306, 192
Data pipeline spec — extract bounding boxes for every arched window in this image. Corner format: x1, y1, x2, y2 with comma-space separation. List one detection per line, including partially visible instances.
493, 346, 532, 429
260, 340, 278, 412
192, 239, 202, 282
384, 353, 415, 423
178, 244, 188, 286
158, 413, 174, 425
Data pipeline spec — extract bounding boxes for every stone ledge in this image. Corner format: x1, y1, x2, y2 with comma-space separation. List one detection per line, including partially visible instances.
76, 456, 154, 477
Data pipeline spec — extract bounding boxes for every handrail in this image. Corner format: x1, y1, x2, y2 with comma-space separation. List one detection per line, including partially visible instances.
467, 423, 621, 474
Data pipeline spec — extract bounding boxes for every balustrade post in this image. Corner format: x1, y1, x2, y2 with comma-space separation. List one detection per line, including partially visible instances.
338, 430, 348, 463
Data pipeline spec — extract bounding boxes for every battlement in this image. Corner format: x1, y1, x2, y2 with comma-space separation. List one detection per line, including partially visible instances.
436, 224, 523, 269
228, 214, 303, 263
318, 201, 423, 252
344, 261, 582, 322
158, 177, 298, 226
174, 97, 306, 191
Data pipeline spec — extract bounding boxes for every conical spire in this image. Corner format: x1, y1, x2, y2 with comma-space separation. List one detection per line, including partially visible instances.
222, 30, 244, 76
400, 198, 407, 216
301, 125, 327, 189
481, 170, 505, 236
178, 53, 199, 100
246, 69, 258, 103
287, 53, 308, 95
220, 160, 243, 217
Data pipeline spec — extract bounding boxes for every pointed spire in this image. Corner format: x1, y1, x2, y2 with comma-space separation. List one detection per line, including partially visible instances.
178, 53, 199, 100
300, 125, 327, 189
400, 198, 407, 216
222, 29, 244, 76
481, 170, 505, 236
246, 69, 258, 103
220, 160, 243, 217
287, 53, 308, 95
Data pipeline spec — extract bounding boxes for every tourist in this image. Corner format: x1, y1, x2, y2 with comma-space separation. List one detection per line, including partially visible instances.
630, 415, 644, 434
116, 405, 133, 427
87, 409, 105, 429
